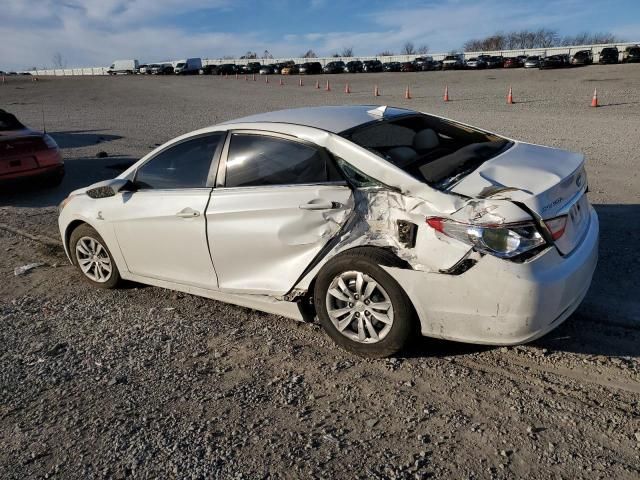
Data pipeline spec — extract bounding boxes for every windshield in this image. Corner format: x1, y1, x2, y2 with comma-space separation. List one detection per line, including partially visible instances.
444, 56, 457, 61
0, 110, 25, 131
342, 114, 511, 189
176, 63, 185, 67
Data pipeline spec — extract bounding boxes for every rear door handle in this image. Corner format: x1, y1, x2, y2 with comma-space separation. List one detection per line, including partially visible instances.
176, 208, 200, 218
299, 200, 341, 210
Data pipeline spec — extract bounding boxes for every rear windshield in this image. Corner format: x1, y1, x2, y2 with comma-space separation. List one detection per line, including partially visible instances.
0, 110, 25, 131
341, 114, 511, 190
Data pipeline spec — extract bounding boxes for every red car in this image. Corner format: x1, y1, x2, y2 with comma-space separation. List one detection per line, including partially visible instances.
503, 57, 522, 68
400, 62, 415, 72
0, 109, 64, 187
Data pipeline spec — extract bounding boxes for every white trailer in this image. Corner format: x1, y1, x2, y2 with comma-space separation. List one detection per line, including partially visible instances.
108, 59, 139, 75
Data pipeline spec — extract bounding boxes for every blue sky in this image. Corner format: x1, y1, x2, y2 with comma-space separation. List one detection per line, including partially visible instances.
1, 0, 639, 69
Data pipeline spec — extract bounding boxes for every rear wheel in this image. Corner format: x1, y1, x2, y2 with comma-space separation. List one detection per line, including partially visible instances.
314, 248, 416, 358
69, 224, 121, 289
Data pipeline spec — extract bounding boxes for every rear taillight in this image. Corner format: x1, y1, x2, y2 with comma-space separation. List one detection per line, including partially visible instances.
544, 216, 567, 240
427, 217, 546, 259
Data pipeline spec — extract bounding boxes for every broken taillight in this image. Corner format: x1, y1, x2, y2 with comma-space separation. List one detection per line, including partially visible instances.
544, 216, 567, 240
426, 217, 546, 259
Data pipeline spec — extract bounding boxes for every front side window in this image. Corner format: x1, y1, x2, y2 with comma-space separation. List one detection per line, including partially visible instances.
135, 134, 222, 189
224, 134, 341, 188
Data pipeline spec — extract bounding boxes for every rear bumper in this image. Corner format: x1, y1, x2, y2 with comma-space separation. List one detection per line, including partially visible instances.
386, 207, 599, 345
0, 163, 64, 184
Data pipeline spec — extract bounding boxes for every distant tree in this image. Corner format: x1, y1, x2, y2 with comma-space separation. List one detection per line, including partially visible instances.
377, 50, 394, 56
341, 47, 354, 57
262, 50, 274, 59
301, 49, 317, 58
401, 41, 416, 55
52, 52, 66, 68
534, 29, 559, 48
331, 53, 341, 57
240, 51, 258, 59
222, 55, 236, 60
417, 44, 429, 54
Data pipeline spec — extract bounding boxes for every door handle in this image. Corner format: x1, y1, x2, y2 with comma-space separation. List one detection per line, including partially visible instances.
176, 208, 200, 218
299, 200, 341, 210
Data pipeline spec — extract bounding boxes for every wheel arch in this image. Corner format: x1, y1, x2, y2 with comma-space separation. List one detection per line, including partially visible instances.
64, 219, 89, 264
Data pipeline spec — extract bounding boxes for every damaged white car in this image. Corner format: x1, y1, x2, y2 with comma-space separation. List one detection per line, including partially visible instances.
58, 106, 598, 357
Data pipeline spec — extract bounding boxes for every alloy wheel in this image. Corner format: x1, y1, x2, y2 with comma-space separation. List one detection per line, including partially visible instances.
325, 270, 394, 344
75, 236, 113, 283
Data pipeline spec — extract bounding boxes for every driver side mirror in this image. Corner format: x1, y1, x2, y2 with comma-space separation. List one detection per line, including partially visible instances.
86, 178, 137, 199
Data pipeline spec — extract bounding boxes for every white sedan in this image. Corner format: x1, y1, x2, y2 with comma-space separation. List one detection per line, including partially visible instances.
58, 106, 598, 357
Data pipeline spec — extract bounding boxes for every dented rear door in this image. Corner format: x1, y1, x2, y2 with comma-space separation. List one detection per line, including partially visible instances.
207, 184, 352, 294
206, 131, 353, 295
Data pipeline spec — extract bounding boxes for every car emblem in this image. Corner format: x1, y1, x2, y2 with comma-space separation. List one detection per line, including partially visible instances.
575, 172, 584, 188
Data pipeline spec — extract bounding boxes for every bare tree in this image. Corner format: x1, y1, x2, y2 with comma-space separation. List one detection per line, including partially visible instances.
52, 52, 66, 68
401, 42, 416, 55
534, 29, 559, 48
341, 47, 354, 57
590, 32, 622, 44
240, 51, 258, 59
377, 50, 394, 56
301, 49, 317, 58
417, 44, 429, 55
262, 50, 274, 59
331, 53, 341, 58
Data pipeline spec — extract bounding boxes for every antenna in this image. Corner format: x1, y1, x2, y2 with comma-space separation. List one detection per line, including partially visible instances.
41, 104, 46, 133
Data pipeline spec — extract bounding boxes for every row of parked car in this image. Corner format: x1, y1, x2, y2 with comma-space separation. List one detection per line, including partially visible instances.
198, 46, 640, 76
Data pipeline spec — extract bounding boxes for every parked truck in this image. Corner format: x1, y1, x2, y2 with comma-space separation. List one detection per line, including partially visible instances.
173, 58, 202, 75
107, 59, 139, 75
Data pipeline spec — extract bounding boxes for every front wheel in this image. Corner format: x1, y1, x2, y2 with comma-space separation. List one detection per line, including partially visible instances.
314, 249, 417, 358
69, 224, 121, 289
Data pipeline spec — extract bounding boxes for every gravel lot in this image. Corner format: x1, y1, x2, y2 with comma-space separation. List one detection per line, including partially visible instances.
1, 66, 639, 479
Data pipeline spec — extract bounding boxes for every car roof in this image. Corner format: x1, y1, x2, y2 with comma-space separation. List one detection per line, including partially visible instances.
222, 105, 415, 134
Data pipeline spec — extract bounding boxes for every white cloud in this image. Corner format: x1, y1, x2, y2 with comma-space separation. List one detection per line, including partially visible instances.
0, 0, 635, 70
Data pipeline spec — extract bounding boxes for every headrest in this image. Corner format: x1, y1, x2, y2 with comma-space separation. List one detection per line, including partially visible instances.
413, 129, 439, 151
385, 146, 416, 168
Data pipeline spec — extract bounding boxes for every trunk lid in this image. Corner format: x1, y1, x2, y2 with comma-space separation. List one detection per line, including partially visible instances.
450, 142, 589, 255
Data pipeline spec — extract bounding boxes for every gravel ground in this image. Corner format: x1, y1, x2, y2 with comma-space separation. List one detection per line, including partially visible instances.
1, 67, 640, 478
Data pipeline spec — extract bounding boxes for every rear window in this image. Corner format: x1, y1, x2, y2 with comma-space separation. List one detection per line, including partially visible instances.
342, 114, 510, 189
0, 110, 25, 131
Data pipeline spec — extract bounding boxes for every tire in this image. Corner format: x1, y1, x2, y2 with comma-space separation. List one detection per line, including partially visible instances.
42, 167, 64, 188
69, 224, 121, 289
314, 248, 417, 358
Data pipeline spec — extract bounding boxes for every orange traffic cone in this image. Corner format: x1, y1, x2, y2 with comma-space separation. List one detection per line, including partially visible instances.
344, 82, 351, 94
299, 77, 303, 87
404, 85, 411, 100
245, 75, 248, 81
315, 80, 320, 89
507, 86, 514, 104
279, 78, 284, 86
1, 76, 5, 84
253, 74, 256, 81
325, 80, 331, 91
265, 75, 269, 83
224, 73, 228, 79
374, 84, 380, 96
235, 73, 238, 80
444, 85, 450, 102
591, 88, 599, 107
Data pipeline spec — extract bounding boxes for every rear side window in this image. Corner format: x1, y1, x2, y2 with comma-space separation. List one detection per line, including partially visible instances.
135, 134, 222, 189
224, 134, 341, 187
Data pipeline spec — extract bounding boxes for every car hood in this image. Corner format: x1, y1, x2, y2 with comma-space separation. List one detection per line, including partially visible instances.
450, 142, 586, 219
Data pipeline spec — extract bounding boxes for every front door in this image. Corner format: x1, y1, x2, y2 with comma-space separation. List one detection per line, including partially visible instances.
111, 133, 224, 288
